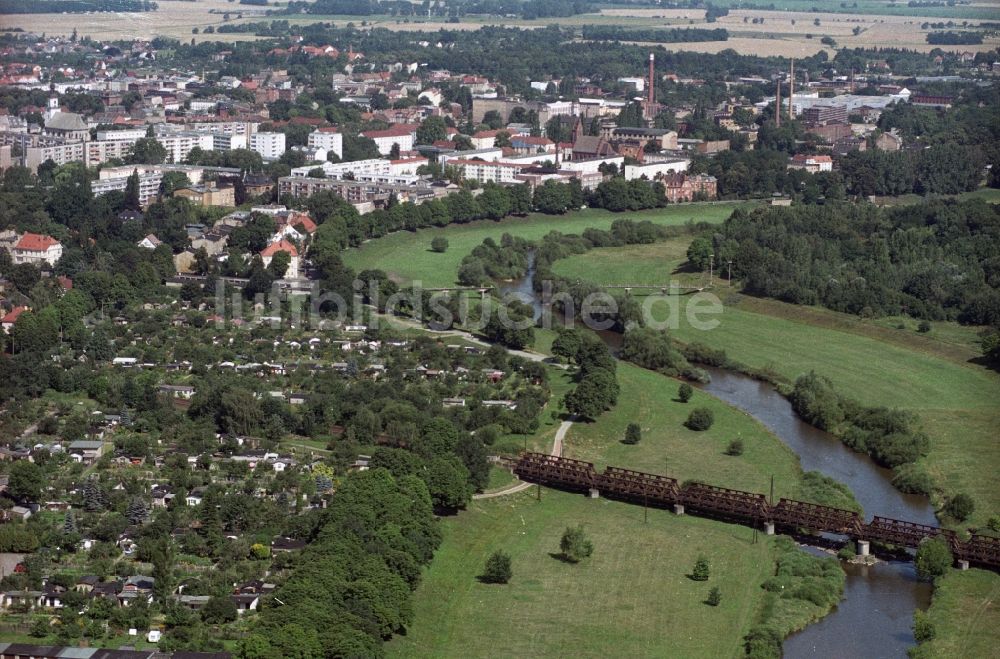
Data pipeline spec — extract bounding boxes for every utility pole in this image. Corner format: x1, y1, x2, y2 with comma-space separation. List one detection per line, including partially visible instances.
726, 259, 733, 286
770, 475, 775, 507
708, 254, 714, 287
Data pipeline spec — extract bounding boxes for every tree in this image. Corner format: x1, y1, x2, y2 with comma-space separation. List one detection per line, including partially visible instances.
559, 525, 594, 563
687, 235, 713, 271
7, 460, 44, 502
707, 586, 721, 606
124, 170, 141, 210
692, 555, 710, 581
431, 236, 449, 253
678, 383, 693, 403
126, 497, 148, 525
623, 423, 641, 445
201, 595, 238, 624
481, 550, 512, 584
416, 116, 448, 145
128, 137, 168, 165
685, 408, 714, 431
915, 537, 952, 580
726, 439, 744, 456
944, 493, 974, 521
267, 250, 291, 279
63, 509, 77, 534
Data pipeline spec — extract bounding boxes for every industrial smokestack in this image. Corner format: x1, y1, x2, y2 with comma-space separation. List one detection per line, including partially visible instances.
775, 76, 781, 127
647, 53, 655, 117
788, 59, 794, 120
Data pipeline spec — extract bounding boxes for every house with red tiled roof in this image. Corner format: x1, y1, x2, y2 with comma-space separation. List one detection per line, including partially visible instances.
260, 240, 300, 279
1, 306, 28, 334
11, 233, 62, 266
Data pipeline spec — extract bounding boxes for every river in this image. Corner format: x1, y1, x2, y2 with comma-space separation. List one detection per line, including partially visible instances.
499, 265, 935, 658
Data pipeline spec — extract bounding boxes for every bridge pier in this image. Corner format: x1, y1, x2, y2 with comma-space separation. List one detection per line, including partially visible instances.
764, 522, 775, 536
673, 504, 685, 515
857, 540, 870, 557
958, 560, 969, 570
480, 289, 488, 300
588, 488, 600, 499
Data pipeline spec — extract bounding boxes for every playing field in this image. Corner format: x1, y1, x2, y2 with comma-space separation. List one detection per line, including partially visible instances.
341, 203, 746, 289
390, 488, 793, 659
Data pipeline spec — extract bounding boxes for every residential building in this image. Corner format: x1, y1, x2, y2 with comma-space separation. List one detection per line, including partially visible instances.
249, 132, 287, 160
448, 159, 524, 184
11, 233, 63, 266
787, 154, 834, 173
260, 240, 300, 278
308, 127, 344, 160
137, 234, 163, 250
92, 171, 163, 206
662, 173, 718, 203
156, 131, 214, 163
361, 125, 417, 155
174, 185, 236, 207
68, 440, 104, 464
2, 306, 28, 333
875, 132, 903, 151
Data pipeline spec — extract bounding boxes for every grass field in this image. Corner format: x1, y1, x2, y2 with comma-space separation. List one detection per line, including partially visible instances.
341, 203, 745, 289
389, 489, 788, 659
918, 568, 1000, 658
552, 235, 705, 288
565, 363, 807, 499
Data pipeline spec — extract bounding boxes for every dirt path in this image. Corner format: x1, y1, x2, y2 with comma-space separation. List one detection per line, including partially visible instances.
473, 417, 574, 500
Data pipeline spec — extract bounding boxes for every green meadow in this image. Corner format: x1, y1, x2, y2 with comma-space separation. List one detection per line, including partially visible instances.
341, 203, 746, 288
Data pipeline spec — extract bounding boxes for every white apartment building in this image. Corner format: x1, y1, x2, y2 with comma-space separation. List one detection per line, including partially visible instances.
92, 171, 164, 206
360, 126, 416, 155
96, 128, 148, 141
249, 132, 287, 160
449, 159, 524, 184
212, 133, 248, 151
289, 158, 424, 184
307, 128, 343, 160
623, 159, 690, 181
11, 233, 63, 266
156, 132, 215, 163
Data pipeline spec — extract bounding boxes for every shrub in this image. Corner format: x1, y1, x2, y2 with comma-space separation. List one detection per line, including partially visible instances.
726, 439, 744, 456
917, 320, 931, 333
944, 493, 974, 521
706, 586, 721, 606
623, 423, 641, 445
481, 550, 512, 584
988, 516, 1000, 533
431, 236, 449, 253
692, 556, 710, 581
837, 542, 856, 561
685, 407, 714, 431
678, 382, 693, 403
744, 626, 782, 658
913, 609, 936, 642
915, 537, 952, 580
891, 464, 933, 495
559, 526, 594, 563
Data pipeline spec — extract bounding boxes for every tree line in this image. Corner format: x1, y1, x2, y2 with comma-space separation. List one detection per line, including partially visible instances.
0, 0, 155, 12
580, 26, 729, 42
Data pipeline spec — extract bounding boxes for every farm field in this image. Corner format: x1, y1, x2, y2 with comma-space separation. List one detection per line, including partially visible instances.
341, 202, 746, 288
9, 0, 996, 56
389, 488, 786, 659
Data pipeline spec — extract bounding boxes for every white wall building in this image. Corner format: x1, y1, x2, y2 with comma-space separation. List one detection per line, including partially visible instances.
623, 159, 690, 181
360, 126, 416, 155
249, 132, 287, 161
307, 128, 344, 160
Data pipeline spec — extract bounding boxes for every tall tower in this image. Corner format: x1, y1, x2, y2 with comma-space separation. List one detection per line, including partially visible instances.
645, 53, 656, 120
775, 76, 781, 127
788, 59, 794, 121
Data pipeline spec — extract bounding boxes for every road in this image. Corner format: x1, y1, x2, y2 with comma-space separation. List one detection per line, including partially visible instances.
473, 416, 575, 500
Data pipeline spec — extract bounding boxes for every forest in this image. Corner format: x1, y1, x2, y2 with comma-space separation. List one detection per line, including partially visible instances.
718, 199, 1000, 325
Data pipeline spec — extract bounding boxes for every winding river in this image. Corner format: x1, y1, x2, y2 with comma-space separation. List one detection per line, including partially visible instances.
499, 265, 935, 658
